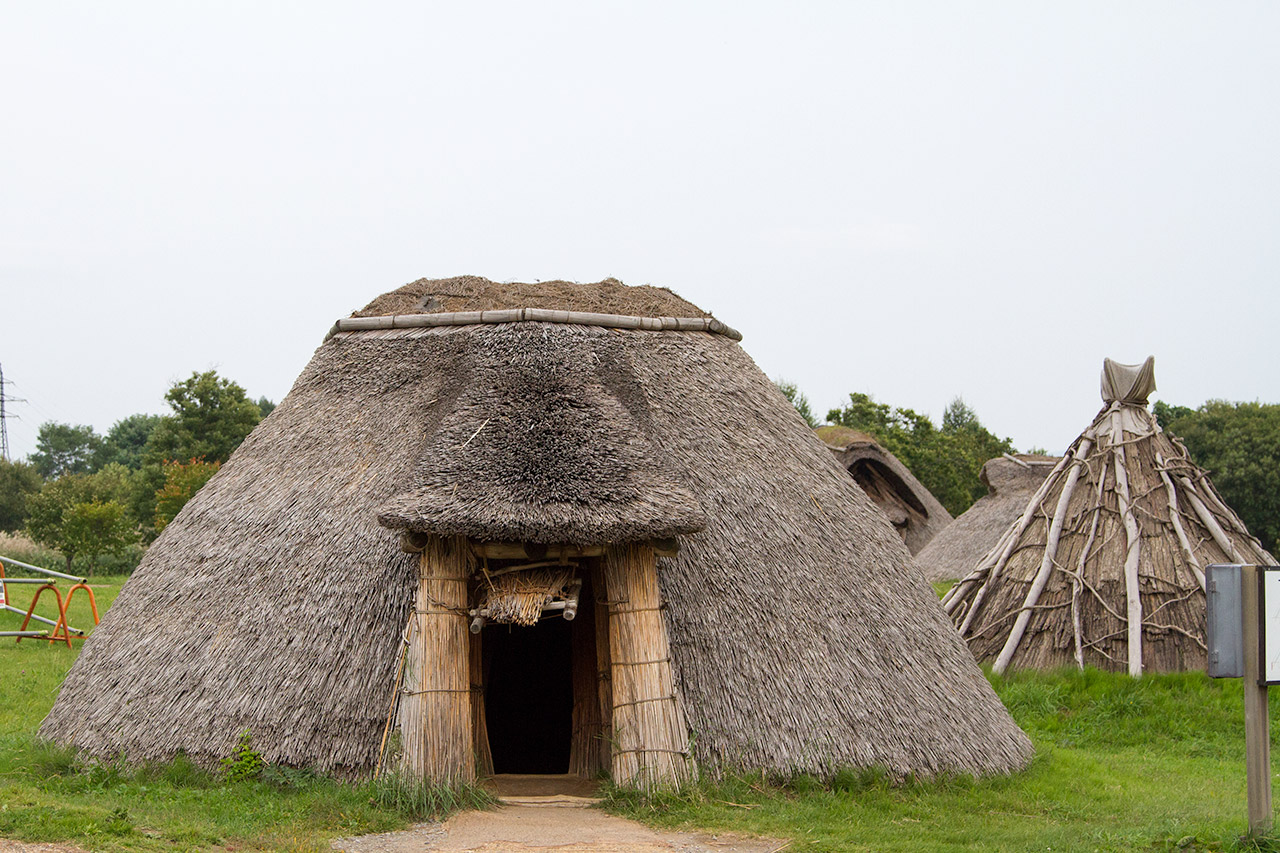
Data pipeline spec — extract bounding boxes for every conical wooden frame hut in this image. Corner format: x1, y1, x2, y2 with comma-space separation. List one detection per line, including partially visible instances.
42, 277, 1031, 788
916, 454, 1059, 582
942, 357, 1273, 676
815, 426, 952, 555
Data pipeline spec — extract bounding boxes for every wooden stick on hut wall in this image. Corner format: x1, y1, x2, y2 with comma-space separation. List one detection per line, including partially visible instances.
602, 543, 694, 790
945, 453, 1072, 625
1178, 476, 1248, 564
993, 437, 1094, 675
1112, 439, 1145, 677
1071, 455, 1108, 669
400, 535, 475, 783
1155, 452, 1206, 591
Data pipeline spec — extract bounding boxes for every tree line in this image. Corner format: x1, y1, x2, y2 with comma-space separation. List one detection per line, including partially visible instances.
781, 381, 1280, 554
3, 371, 1275, 573
0, 371, 272, 573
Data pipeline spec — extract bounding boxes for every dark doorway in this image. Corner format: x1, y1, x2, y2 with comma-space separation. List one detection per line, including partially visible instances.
483, 616, 573, 774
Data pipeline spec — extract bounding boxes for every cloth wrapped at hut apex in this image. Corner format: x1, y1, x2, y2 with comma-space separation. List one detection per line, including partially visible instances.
41, 275, 1032, 790
943, 356, 1275, 676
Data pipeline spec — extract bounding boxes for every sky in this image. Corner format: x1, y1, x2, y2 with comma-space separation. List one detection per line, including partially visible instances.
3, 2, 1278, 461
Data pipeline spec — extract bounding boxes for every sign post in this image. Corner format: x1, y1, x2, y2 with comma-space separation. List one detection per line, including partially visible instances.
1207, 563, 1276, 835
1243, 564, 1273, 834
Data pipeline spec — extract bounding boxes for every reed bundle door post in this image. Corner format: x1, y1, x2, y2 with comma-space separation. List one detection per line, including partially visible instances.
603, 543, 694, 790
569, 582, 606, 777
401, 535, 475, 783
469, 628, 493, 777
594, 565, 614, 764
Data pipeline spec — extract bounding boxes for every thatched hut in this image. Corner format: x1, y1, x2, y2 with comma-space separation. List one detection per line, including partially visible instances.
915, 454, 1059, 582
942, 357, 1273, 676
42, 276, 1031, 789
815, 426, 951, 555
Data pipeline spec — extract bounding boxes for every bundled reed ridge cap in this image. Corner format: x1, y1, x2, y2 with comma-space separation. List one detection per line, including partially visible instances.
327, 308, 743, 342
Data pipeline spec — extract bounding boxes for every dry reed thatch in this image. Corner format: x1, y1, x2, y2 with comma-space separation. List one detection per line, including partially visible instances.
815, 426, 952, 555
943, 358, 1274, 675
915, 455, 1059, 582
42, 276, 1031, 780
478, 568, 574, 626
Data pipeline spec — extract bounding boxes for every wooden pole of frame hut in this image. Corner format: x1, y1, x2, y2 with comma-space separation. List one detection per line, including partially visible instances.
401, 535, 475, 783
602, 543, 694, 790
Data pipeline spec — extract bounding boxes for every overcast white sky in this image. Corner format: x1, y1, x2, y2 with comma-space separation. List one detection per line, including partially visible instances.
4, 2, 1277, 461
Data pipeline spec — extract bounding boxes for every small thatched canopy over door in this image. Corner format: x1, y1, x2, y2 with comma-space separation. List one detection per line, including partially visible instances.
376, 323, 706, 789
943, 358, 1274, 675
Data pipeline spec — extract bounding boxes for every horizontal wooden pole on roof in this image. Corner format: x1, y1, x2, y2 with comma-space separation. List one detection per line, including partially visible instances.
470, 542, 604, 560
326, 309, 744, 342
468, 539, 681, 560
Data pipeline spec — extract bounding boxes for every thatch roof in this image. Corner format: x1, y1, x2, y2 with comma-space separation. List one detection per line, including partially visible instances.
42, 277, 1030, 780
915, 455, 1059, 582
942, 357, 1274, 675
374, 325, 706, 545
354, 275, 710, 319
815, 426, 952, 555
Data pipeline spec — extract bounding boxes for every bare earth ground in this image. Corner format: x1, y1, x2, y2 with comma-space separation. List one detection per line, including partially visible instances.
331, 804, 788, 853
333, 776, 788, 853
0, 842, 91, 853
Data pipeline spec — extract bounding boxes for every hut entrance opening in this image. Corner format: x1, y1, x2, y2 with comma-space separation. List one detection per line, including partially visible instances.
483, 616, 572, 773
473, 554, 609, 780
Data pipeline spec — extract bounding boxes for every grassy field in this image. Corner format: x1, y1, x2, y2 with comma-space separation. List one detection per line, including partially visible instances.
1, 572, 1277, 851
0, 574, 453, 852
607, 669, 1280, 852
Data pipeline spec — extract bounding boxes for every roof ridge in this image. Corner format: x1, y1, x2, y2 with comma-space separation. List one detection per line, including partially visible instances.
326, 308, 743, 342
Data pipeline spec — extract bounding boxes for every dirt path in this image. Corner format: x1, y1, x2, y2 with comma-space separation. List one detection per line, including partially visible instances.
0, 842, 91, 853
331, 803, 788, 853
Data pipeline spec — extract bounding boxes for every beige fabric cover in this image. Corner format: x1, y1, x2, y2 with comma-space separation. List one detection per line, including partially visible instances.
1101, 356, 1156, 405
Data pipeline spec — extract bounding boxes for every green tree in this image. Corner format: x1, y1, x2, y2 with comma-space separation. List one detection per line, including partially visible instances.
1155, 399, 1280, 553
145, 371, 263, 465
255, 396, 277, 418
827, 393, 1014, 515
24, 470, 140, 573
0, 458, 43, 532
61, 500, 135, 572
153, 458, 222, 533
98, 413, 164, 469
28, 422, 104, 479
775, 379, 818, 429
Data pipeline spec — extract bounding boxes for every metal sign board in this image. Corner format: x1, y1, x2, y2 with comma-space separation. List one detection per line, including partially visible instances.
1207, 564, 1244, 678
1260, 567, 1280, 685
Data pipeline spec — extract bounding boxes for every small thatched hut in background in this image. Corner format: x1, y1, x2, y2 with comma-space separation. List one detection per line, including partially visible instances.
815, 426, 951, 555
943, 357, 1273, 676
916, 454, 1059, 582
42, 277, 1031, 789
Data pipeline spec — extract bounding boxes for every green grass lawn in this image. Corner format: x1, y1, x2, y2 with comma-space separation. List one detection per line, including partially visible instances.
0, 574, 437, 852
605, 669, 1280, 852
1, 572, 1277, 852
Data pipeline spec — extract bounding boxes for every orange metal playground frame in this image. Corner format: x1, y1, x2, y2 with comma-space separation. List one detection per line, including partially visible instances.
0, 556, 100, 647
